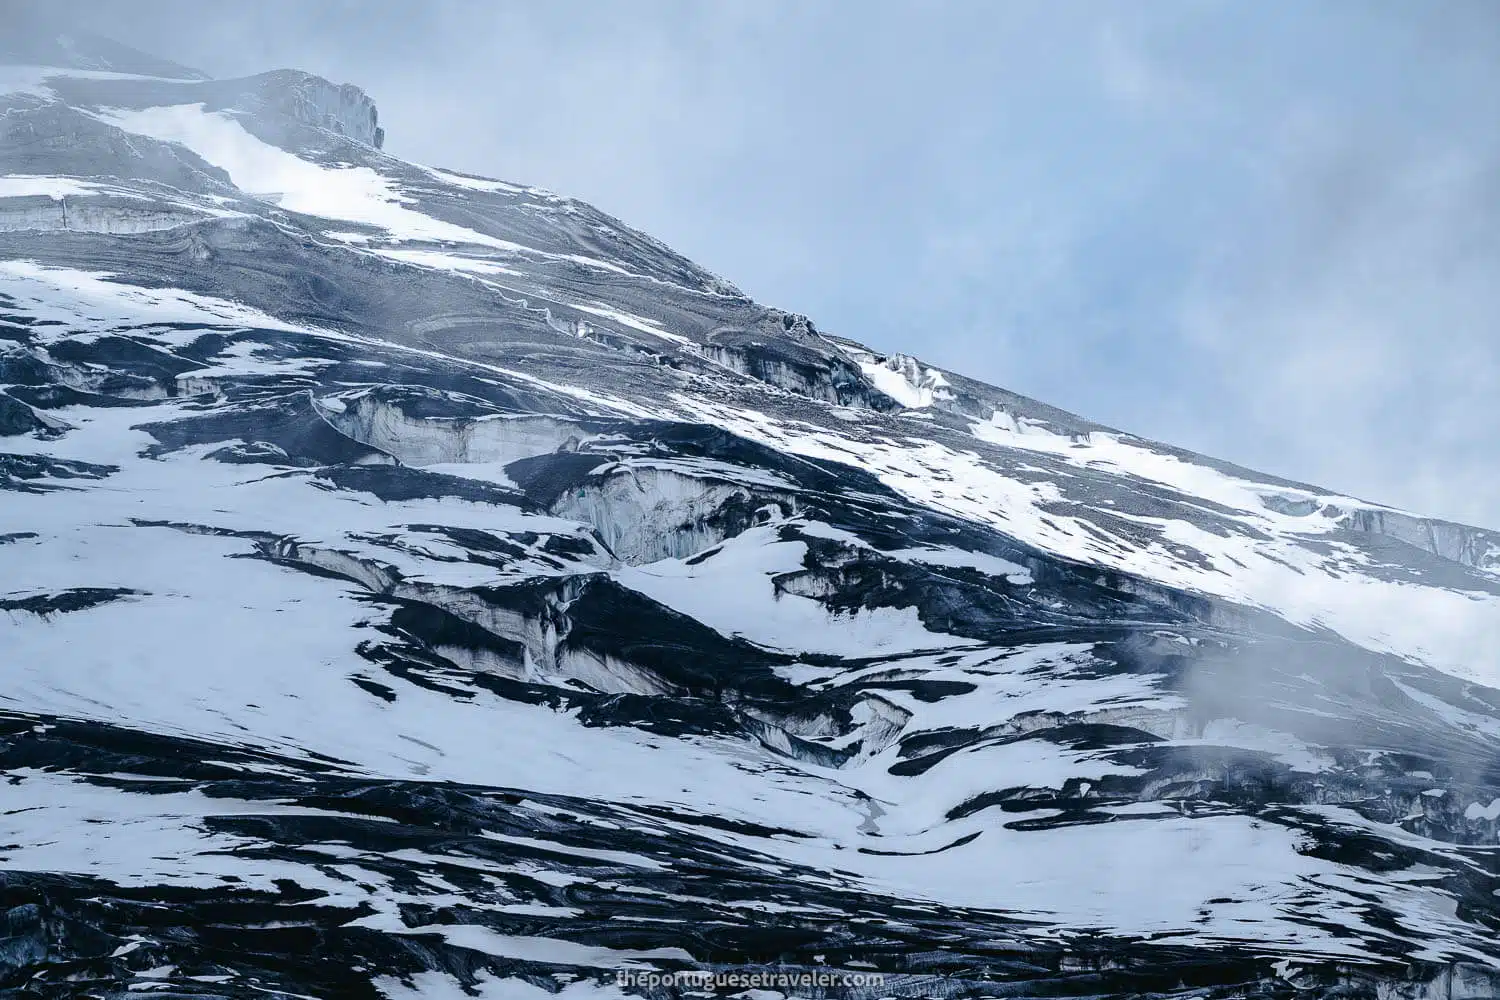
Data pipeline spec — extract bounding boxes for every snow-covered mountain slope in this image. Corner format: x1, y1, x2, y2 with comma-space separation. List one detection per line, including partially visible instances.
3, 31, 1500, 1000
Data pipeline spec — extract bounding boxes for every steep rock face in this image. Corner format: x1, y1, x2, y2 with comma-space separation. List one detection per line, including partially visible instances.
251, 69, 384, 149
700, 311, 903, 410
2, 36, 1500, 1000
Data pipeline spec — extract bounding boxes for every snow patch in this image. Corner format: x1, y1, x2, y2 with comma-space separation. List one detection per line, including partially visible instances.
857, 355, 952, 409
0, 259, 310, 334
420, 166, 527, 195
618, 527, 969, 656
1465, 799, 1500, 822
94, 104, 509, 247
0, 175, 144, 199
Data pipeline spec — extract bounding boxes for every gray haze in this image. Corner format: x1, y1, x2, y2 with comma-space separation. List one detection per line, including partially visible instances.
16, 0, 1500, 527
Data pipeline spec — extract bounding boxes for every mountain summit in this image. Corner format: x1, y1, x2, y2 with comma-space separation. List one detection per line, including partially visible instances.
2, 37, 1499, 1000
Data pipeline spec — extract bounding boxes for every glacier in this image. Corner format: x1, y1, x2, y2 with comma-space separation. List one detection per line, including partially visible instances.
2, 25, 1500, 1000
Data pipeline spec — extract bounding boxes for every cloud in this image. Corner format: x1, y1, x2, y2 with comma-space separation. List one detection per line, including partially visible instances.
1094, 18, 1205, 119
1175, 100, 1500, 525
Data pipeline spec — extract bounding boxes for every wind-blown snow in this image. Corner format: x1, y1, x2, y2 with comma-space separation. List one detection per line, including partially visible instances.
94, 104, 506, 246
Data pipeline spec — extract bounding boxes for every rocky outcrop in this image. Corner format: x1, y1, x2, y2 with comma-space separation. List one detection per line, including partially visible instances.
701, 311, 904, 411
246, 70, 384, 149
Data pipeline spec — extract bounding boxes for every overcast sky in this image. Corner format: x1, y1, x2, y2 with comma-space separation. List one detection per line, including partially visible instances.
28, 0, 1500, 527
